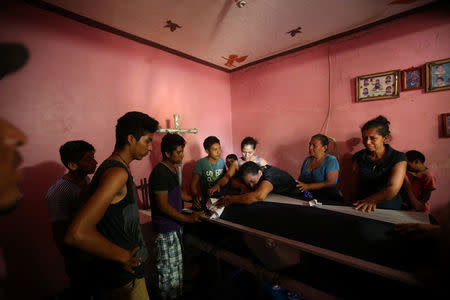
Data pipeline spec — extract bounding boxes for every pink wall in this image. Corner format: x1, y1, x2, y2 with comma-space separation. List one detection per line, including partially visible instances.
230, 8, 450, 222
1, 1, 449, 299
0, 2, 232, 299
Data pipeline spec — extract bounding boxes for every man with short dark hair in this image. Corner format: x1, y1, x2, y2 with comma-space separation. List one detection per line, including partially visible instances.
217, 161, 301, 207
149, 133, 203, 299
65, 111, 159, 300
46, 140, 97, 299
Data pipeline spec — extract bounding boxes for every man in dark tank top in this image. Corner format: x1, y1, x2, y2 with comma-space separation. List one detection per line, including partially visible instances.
65, 111, 159, 299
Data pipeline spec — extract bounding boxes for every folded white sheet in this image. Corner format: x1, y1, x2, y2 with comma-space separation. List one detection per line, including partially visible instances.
206, 198, 225, 219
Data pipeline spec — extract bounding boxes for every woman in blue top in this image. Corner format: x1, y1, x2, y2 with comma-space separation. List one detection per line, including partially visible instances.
296, 134, 342, 202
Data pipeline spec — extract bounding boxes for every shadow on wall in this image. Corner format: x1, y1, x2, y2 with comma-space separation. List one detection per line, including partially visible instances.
182, 143, 202, 192
272, 137, 310, 178
336, 137, 361, 201
150, 133, 163, 168
0, 161, 67, 300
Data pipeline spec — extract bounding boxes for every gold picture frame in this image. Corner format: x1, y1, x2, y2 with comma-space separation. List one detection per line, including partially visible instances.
425, 58, 450, 93
356, 70, 400, 102
401, 66, 424, 91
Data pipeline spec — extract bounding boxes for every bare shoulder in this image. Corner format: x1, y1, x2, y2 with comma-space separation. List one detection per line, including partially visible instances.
99, 167, 129, 187
258, 180, 273, 191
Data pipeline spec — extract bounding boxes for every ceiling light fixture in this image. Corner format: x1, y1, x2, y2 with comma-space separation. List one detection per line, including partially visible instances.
235, 0, 247, 8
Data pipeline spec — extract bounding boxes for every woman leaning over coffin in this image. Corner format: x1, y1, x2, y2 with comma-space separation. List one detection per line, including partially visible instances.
351, 115, 407, 213
209, 137, 268, 195
296, 134, 343, 202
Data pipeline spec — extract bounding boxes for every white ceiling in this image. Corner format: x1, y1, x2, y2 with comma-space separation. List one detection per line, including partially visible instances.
40, 0, 437, 72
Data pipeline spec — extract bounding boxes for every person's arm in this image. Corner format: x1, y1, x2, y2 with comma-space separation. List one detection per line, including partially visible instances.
353, 161, 407, 212
296, 170, 339, 191
155, 192, 203, 223
181, 190, 193, 202
216, 180, 273, 207
209, 160, 238, 194
190, 173, 201, 208
65, 168, 140, 273
403, 175, 426, 211
231, 177, 250, 193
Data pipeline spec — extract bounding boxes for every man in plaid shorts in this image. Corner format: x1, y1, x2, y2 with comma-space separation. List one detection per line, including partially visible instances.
149, 133, 203, 299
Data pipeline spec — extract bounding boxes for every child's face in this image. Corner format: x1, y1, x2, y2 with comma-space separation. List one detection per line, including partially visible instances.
166, 146, 184, 165
74, 150, 97, 174
206, 143, 222, 160
226, 158, 235, 169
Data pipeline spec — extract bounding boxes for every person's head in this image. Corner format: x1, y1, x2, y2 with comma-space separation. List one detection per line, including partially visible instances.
376, 79, 380, 83
0, 119, 27, 214
406, 150, 426, 172
226, 154, 238, 169
361, 115, 391, 152
60, 140, 97, 175
363, 79, 369, 85
386, 86, 392, 93
436, 77, 444, 86
363, 88, 369, 95
161, 133, 186, 165
115, 111, 159, 160
203, 136, 221, 160
239, 161, 263, 189
0, 44, 29, 214
309, 134, 329, 158
436, 65, 444, 73
241, 137, 258, 161
386, 76, 391, 82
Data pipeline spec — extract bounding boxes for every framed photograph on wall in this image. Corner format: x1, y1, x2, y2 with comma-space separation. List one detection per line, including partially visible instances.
401, 66, 424, 91
356, 70, 400, 102
442, 113, 450, 138
426, 58, 450, 93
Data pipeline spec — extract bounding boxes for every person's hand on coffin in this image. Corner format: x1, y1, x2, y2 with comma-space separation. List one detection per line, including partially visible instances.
216, 196, 233, 208
186, 211, 205, 223
353, 198, 377, 213
208, 184, 220, 196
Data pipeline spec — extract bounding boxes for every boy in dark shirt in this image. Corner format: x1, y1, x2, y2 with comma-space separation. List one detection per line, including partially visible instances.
46, 140, 97, 299
149, 133, 203, 299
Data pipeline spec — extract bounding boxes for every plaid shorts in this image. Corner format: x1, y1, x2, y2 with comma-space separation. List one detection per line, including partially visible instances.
155, 228, 183, 300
